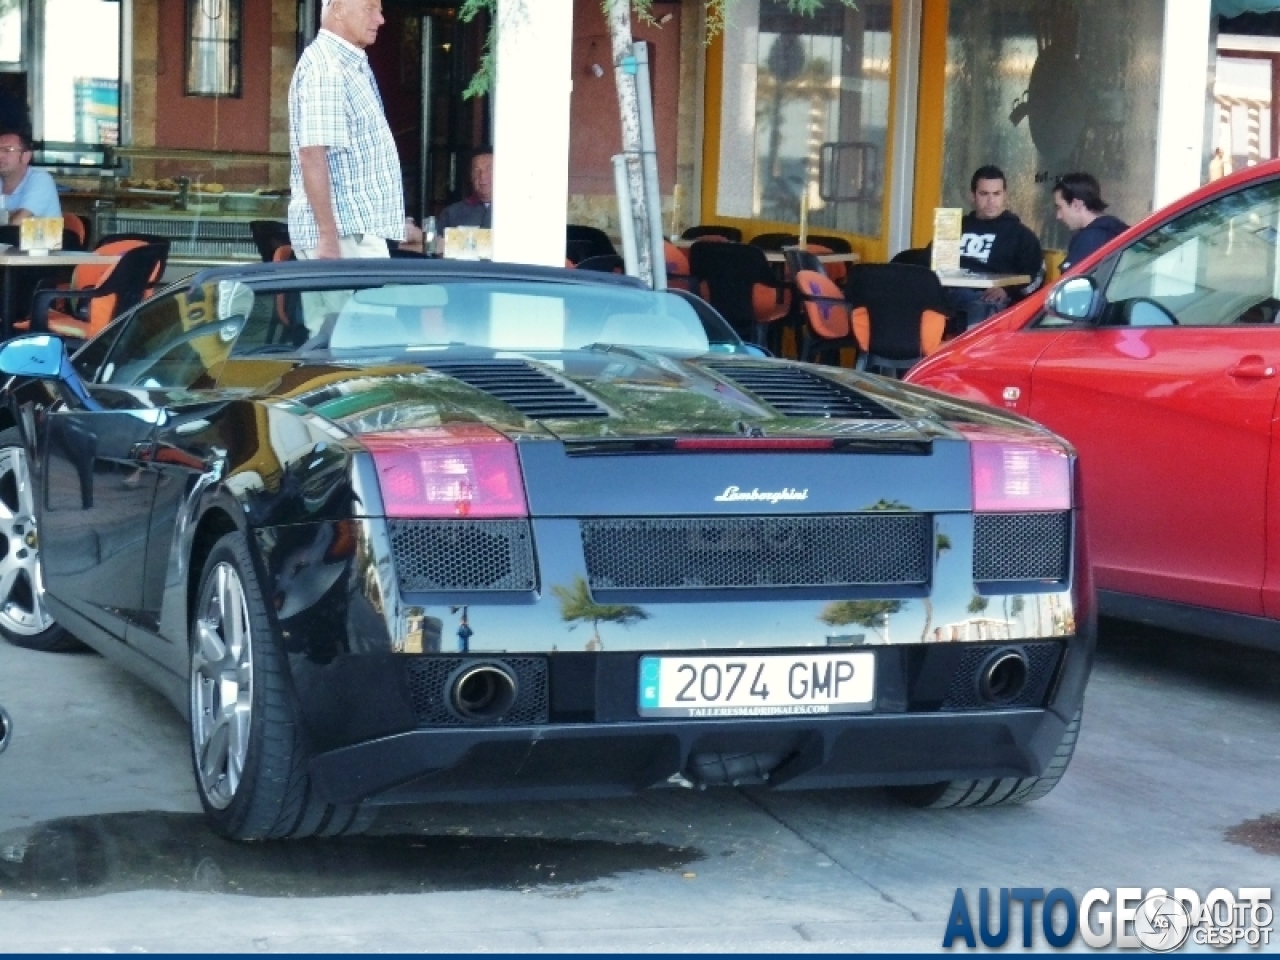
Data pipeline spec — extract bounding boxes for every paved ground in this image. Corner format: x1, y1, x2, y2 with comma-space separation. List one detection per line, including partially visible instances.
0, 620, 1276, 952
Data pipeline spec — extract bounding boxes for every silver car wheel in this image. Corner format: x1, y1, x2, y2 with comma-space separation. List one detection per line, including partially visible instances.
191, 561, 254, 811
0, 446, 55, 637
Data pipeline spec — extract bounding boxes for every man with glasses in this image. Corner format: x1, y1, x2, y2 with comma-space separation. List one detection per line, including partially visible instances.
0, 130, 60, 224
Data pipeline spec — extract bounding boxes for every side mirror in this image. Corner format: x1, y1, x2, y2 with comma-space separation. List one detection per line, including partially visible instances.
1046, 276, 1103, 323
0, 334, 100, 411
0, 334, 66, 379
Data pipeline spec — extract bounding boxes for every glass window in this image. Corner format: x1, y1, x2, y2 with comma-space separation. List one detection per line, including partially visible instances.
1102, 179, 1280, 327
186, 0, 242, 98
40, 0, 121, 161
0, 1, 20, 64
716, 0, 891, 237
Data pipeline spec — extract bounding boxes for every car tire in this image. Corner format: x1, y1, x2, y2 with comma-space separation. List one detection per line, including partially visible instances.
189, 530, 373, 840
890, 708, 1082, 809
0, 428, 81, 653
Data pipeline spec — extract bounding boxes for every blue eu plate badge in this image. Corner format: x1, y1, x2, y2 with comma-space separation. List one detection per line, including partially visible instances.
640, 659, 661, 709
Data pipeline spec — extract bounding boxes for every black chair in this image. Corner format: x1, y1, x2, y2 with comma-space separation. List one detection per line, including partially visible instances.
843, 263, 951, 378
681, 224, 742, 243
96, 232, 172, 256
575, 254, 625, 273
249, 220, 291, 263
805, 234, 854, 254
748, 232, 798, 251
566, 224, 617, 265
890, 246, 931, 268
30, 243, 170, 340
782, 246, 826, 278
688, 240, 790, 346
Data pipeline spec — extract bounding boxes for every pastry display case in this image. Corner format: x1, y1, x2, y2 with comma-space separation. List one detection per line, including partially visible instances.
72, 147, 290, 265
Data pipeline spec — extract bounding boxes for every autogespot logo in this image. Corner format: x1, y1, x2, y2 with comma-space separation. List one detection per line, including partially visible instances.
942, 886, 1272, 951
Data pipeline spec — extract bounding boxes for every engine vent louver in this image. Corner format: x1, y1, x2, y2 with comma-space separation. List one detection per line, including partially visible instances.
699, 361, 900, 420
428, 360, 609, 420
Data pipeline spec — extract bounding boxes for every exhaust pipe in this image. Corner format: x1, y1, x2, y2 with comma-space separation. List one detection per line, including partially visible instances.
0, 705, 11, 754
448, 662, 518, 723
978, 648, 1029, 705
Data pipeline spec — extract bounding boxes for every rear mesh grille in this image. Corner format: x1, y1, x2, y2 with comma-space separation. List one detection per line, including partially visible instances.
973, 512, 1070, 582
405, 657, 549, 726
581, 515, 930, 589
389, 519, 537, 592
699, 360, 900, 420
428, 360, 608, 419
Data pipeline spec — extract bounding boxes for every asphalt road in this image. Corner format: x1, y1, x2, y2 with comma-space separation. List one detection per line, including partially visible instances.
0, 619, 1275, 953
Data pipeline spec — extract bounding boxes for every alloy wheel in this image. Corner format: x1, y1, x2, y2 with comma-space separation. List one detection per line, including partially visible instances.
0, 446, 55, 637
191, 561, 254, 810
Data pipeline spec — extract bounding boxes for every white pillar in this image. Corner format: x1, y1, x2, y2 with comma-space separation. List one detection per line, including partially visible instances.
1153, 0, 1212, 208
492, 0, 574, 266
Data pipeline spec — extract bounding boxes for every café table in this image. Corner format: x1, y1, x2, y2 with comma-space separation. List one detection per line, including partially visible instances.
935, 270, 1030, 289
0, 249, 123, 339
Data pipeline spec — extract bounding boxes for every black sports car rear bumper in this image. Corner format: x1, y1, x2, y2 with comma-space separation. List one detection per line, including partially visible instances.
307, 706, 1077, 804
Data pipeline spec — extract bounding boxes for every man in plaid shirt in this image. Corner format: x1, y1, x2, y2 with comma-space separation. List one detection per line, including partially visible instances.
288, 0, 416, 260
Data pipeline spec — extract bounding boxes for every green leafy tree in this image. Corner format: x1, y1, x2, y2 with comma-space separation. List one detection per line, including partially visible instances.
553, 576, 650, 650
920, 532, 952, 641
820, 599, 902, 644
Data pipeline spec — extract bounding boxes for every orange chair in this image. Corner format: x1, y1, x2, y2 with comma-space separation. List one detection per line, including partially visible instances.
805, 244, 847, 287
794, 269, 859, 364
62, 213, 88, 250
844, 263, 950, 378
663, 240, 696, 292
29, 242, 169, 341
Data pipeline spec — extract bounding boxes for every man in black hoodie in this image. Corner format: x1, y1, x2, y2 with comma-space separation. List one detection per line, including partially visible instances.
950, 164, 1045, 328
1053, 172, 1128, 272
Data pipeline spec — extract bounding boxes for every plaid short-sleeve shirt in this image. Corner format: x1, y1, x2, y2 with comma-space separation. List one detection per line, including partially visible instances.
288, 30, 405, 250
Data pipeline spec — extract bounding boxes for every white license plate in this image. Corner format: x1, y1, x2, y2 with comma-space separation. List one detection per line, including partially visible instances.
638, 652, 875, 718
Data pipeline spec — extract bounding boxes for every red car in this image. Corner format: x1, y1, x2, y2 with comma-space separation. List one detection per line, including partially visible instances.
908, 159, 1280, 651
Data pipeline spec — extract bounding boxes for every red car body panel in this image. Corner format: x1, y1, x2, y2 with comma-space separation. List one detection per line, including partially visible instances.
909, 160, 1280, 630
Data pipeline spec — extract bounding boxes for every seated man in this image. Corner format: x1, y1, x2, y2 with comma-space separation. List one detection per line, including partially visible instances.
0, 128, 61, 223
437, 147, 493, 231
1053, 172, 1129, 273
948, 164, 1044, 329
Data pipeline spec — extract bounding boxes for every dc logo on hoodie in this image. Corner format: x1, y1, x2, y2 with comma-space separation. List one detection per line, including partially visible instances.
960, 232, 995, 263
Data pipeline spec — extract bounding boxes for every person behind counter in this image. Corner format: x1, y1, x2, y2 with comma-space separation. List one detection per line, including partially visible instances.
438, 147, 494, 231
0, 129, 60, 223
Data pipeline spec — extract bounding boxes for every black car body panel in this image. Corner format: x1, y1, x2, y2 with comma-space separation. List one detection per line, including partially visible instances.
0, 259, 1094, 809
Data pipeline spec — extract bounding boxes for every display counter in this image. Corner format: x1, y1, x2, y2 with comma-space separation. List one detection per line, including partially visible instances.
57, 146, 290, 265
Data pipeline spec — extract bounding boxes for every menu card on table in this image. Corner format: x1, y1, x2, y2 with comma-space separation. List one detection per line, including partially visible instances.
444, 226, 493, 260
20, 217, 64, 255
931, 208, 962, 273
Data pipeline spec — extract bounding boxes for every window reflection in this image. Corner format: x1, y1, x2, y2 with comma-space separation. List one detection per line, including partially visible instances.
718, 0, 891, 237
186, 0, 242, 98
0, 2, 19, 64
42, 0, 121, 153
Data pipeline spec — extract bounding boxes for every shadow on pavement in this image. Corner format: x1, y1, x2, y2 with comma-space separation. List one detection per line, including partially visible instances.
0, 811, 702, 899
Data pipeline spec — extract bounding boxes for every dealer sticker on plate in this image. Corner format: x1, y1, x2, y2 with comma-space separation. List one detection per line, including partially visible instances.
638, 652, 875, 718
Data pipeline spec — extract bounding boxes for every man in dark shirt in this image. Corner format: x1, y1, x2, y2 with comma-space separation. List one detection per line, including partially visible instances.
1054, 172, 1128, 273
438, 147, 493, 230
950, 164, 1045, 328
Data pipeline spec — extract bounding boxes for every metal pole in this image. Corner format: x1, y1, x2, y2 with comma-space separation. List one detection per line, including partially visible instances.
613, 154, 640, 277
632, 41, 667, 290
419, 16, 434, 224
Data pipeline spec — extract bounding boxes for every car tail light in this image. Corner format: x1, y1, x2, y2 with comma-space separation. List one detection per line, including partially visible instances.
361, 425, 528, 518
957, 425, 1071, 512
